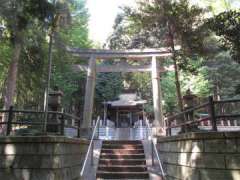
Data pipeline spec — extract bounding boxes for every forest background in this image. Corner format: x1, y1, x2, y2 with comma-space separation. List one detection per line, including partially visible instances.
0, 0, 239, 121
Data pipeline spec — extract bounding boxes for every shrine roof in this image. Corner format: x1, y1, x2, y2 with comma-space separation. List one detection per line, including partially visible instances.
106, 93, 147, 107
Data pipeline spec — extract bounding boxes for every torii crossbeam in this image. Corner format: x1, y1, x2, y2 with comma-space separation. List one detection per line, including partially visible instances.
66, 47, 173, 59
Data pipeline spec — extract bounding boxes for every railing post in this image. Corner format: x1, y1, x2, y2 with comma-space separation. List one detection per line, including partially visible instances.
60, 113, 65, 136
91, 141, 94, 165
166, 120, 171, 136
151, 141, 154, 166
209, 96, 217, 131
97, 120, 100, 139
6, 106, 14, 136
146, 125, 149, 140
77, 119, 80, 138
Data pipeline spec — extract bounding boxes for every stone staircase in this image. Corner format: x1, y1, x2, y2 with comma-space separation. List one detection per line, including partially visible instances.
96, 140, 149, 179
98, 127, 149, 140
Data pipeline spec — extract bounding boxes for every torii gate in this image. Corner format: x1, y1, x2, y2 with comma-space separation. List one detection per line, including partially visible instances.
66, 47, 174, 128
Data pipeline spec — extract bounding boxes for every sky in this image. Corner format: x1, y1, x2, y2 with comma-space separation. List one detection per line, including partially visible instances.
86, 0, 136, 45
86, 0, 240, 45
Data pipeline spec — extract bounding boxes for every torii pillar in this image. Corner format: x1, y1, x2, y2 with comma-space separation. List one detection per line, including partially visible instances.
83, 56, 96, 128
151, 56, 164, 127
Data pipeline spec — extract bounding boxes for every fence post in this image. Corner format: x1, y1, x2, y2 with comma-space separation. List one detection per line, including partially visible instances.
6, 106, 14, 136
151, 141, 154, 166
60, 113, 65, 136
97, 120, 100, 139
209, 96, 217, 131
91, 141, 94, 165
146, 122, 149, 140
77, 119, 81, 138
166, 120, 171, 136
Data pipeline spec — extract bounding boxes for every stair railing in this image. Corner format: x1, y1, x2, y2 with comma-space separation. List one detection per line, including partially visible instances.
80, 116, 100, 177
145, 118, 166, 179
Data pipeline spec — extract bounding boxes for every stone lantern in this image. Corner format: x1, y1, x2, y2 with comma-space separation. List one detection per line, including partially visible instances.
47, 87, 64, 133
183, 89, 197, 109
48, 86, 64, 112
182, 89, 198, 132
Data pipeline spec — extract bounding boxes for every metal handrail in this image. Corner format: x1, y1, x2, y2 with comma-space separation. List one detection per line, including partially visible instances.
80, 116, 100, 177
145, 118, 166, 179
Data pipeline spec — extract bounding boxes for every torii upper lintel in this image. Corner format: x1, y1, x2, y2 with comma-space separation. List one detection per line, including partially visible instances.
66, 47, 176, 59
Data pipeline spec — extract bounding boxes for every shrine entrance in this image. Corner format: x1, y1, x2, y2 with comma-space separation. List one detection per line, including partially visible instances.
66, 47, 175, 128
119, 112, 131, 128
104, 92, 146, 128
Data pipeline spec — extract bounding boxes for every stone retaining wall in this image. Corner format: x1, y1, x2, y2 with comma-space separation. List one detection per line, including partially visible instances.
0, 136, 88, 180
157, 132, 240, 180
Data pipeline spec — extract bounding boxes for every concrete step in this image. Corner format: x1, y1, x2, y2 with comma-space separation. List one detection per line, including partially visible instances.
99, 159, 146, 166
97, 140, 149, 179
101, 148, 145, 154
102, 140, 142, 145
98, 165, 148, 172
100, 154, 145, 159
102, 144, 144, 149
96, 171, 149, 179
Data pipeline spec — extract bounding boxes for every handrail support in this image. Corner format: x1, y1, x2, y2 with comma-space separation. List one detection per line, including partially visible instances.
80, 116, 100, 177
6, 106, 14, 136
151, 140, 154, 166
91, 140, 94, 165
145, 118, 166, 178
209, 96, 217, 131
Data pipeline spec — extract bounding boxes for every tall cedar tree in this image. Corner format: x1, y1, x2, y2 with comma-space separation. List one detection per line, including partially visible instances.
124, 0, 208, 110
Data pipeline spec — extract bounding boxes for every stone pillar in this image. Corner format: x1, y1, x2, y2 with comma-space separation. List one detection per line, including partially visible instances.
151, 56, 164, 127
83, 56, 96, 128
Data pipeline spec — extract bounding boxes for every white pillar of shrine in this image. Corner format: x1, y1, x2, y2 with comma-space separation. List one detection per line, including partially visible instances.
151, 56, 164, 127
83, 56, 96, 128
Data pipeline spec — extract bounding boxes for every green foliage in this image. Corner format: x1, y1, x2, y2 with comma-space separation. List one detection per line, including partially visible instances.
107, 9, 165, 49
207, 10, 240, 63
96, 73, 123, 102
0, 0, 54, 40
0, 0, 239, 116
161, 72, 177, 113
130, 72, 153, 113
50, 0, 92, 112
181, 68, 210, 97
0, 41, 11, 106
201, 0, 239, 14
124, 0, 209, 56
0, 0, 92, 112
107, 13, 131, 50
52, 64, 86, 107
206, 52, 240, 99
108, 0, 212, 112
0, 0, 56, 109
16, 26, 46, 108
58, 0, 92, 48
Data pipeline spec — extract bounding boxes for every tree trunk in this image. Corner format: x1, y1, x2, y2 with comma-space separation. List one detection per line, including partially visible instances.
173, 56, 184, 111
168, 24, 184, 111
213, 81, 221, 101
3, 32, 23, 111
